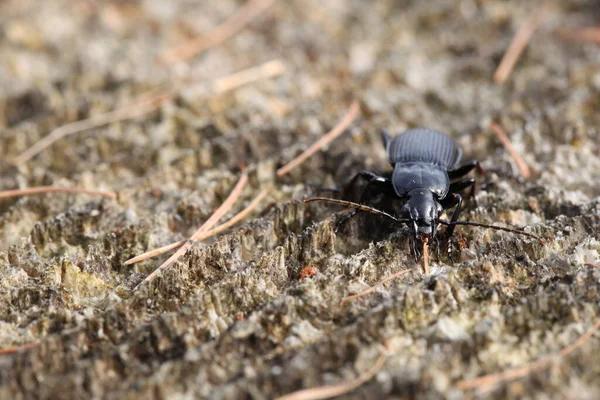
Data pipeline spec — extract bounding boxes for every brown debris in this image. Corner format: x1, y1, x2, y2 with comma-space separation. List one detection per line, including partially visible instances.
557, 27, 600, 44
456, 319, 600, 391
124, 240, 186, 266
490, 122, 532, 179
0, 342, 40, 355
124, 187, 271, 266
493, 4, 549, 84
276, 101, 360, 177
299, 265, 318, 281
275, 349, 387, 400
134, 170, 249, 289
211, 59, 286, 94
422, 236, 430, 275
160, 0, 279, 65
126, 100, 359, 266
13, 93, 170, 166
14, 60, 286, 166
340, 270, 410, 306
0, 186, 117, 200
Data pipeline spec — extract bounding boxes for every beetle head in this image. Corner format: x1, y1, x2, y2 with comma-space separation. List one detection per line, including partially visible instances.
402, 189, 442, 238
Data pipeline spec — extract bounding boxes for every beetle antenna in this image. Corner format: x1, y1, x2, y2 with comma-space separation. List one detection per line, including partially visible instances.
303, 197, 409, 223
437, 219, 545, 244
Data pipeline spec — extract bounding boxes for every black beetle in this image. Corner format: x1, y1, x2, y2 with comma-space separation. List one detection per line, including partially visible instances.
305, 128, 542, 258
352, 128, 478, 239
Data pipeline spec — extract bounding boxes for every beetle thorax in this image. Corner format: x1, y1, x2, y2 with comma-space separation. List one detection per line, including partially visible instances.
391, 162, 450, 198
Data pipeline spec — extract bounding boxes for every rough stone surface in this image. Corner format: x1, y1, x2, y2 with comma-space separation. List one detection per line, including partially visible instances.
0, 0, 599, 399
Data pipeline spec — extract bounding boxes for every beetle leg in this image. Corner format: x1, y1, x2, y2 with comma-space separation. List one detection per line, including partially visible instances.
448, 160, 480, 179
449, 178, 475, 193
440, 193, 463, 264
308, 170, 386, 198
335, 173, 396, 231
352, 175, 397, 221
340, 170, 381, 200
410, 237, 420, 262
333, 171, 382, 230
334, 209, 358, 232
449, 178, 477, 200
359, 175, 396, 200
440, 193, 463, 231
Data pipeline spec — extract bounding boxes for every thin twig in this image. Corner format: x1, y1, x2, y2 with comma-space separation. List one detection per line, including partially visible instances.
0, 342, 40, 355
422, 236, 430, 275
275, 350, 387, 400
340, 270, 410, 306
124, 240, 187, 266
14, 60, 286, 166
124, 187, 271, 265
211, 59, 285, 94
557, 27, 600, 44
126, 101, 359, 266
490, 122, 532, 179
134, 170, 248, 290
276, 101, 360, 177
456, 319, 600, 391
0, 186, 117, 200
160, 0, 279, 65
584, 263, 600, 269
493, 4, 549, 84
14, 94, 169, 166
